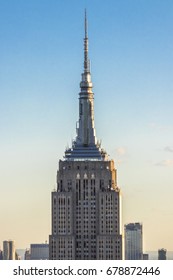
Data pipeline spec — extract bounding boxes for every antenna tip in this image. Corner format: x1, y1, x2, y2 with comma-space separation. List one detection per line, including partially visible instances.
84, 9, 88, 38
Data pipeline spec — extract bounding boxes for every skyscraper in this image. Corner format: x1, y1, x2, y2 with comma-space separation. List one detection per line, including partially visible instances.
124, 223, 143, 260
49, 12, 122, 260
30, 243, 49, 260
158, 248, 167, 260
3, 240, 15, 260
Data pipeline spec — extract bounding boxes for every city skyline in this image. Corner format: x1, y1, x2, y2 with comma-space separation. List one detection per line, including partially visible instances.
0, 0, 173, 251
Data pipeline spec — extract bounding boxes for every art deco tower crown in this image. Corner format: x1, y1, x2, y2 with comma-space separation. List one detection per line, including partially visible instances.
65, 11, 108, 161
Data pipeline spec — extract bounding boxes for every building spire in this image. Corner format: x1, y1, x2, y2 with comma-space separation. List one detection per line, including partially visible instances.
85, 9, 88, 38
76, 10, 96, 147
64, 11, 108, 160
84, 9, 90, 73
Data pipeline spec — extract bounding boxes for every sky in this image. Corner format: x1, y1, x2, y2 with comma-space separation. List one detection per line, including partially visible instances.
0, 0, 173, 252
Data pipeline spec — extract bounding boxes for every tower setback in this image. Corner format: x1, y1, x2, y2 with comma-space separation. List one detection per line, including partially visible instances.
49, 12, 122, 260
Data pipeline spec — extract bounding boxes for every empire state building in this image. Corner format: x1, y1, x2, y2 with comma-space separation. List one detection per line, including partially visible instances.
49, 13, 122, 260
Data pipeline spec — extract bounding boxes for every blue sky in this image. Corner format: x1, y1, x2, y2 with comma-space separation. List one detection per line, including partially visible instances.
0, 0, 173, 252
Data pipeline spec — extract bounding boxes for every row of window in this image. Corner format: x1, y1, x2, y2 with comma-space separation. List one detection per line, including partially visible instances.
62, 165, 110, 170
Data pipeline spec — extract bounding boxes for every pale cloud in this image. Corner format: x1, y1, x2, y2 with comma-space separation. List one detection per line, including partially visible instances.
155, 159, 173, 167
149, 122, 157, 128
115, 147, 128, 165
117, 159, 123, 165
116, 147, 127, 156
149, 122, 173, 131
164, 146, 173, 153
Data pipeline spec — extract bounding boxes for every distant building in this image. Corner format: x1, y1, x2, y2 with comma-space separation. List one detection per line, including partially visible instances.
3, 240, 15, 260
143, 253, 149, 260
15, 251, 21, 260
158, 248, 167, 260
146, 251, 173, 260
124, 223, 143, 260
0, 250, 3, 260
30, 243, 49, 260
24, 249, 31, 260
